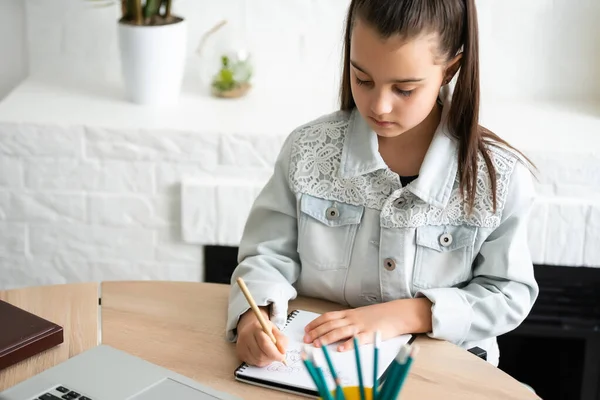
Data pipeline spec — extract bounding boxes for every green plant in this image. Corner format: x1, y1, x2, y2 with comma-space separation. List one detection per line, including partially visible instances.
212, 55, 253, 95
89, 0, 180, 25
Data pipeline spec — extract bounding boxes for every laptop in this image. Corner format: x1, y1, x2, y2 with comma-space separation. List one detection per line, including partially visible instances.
0, 345, 241, 400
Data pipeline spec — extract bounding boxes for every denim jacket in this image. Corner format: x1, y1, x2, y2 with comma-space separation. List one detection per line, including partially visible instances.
226, 94, 539, 366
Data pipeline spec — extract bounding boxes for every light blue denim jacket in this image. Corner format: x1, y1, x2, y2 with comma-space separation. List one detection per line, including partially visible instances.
226, 94, 539, 366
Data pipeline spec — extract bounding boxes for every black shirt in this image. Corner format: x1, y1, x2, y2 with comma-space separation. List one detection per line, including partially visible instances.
400, 175, 418, 187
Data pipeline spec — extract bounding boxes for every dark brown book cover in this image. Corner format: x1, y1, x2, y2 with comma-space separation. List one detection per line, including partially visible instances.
0, 299, 64, 370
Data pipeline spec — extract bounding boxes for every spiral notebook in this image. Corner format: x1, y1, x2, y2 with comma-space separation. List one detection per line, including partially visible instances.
234, 310, 412, 398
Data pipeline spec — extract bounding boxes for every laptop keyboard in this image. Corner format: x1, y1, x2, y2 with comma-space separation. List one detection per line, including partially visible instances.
32, 385, 93, 400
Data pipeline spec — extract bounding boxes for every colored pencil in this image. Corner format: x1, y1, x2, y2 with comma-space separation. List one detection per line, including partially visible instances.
373, 331, 380, 400
302, 347, 326, 397
310, 346, 335, 400
387, 345, 418, 399
236, 277, 287, 365
378, 345, 410, 400
321, 345, 344, 400
353, 336, 366, 400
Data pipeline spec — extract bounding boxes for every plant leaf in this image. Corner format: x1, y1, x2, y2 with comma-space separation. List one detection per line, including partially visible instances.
144, 0, 161, 18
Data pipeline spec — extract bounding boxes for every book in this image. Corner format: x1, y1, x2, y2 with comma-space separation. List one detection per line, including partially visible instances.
0, 299, 64, 370
234, 310, 412, 398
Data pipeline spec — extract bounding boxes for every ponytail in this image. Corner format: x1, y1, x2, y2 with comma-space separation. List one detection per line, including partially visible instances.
447, 0, 499, 213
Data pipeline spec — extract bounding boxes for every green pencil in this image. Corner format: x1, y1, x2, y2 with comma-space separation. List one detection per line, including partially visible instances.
312, 348, 335, 400
353, 336, 366, 400
302, 346, 330, 399
378, 344, 410, 400
388, 345, 418, 399
373, 331, 380, 400
320, 345, 343, 400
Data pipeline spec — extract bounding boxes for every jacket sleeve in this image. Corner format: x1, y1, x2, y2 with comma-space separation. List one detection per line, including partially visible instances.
416, 160, 539, 344
225, 132, 300, 342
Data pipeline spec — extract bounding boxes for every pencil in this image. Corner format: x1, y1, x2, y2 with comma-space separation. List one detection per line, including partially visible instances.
379, 344, 410, 400
353, 336, 366, 400
236, 277, 287, 365
320, 345, 343, 400
373, 331, 380, 400
312, 348, 335, 400
301, 347, 324, 396
388, 345, 418, 399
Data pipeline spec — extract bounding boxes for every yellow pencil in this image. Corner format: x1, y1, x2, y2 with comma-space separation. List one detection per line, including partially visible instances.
236, 277, 288, 366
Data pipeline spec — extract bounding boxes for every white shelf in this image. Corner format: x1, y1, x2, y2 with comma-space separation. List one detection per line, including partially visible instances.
2, 75, 599, 154
480, 100, 600, 155
0, 74, 339, 136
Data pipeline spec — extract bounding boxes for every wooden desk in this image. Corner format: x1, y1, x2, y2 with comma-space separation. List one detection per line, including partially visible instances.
1, 282, 540, 399
0, 283, 98, 392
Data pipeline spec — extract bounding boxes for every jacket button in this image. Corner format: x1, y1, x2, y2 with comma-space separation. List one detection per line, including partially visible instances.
325, 206, 339, 220
440, 233, 453, 247
393, 198, 405, 208
384, 258, 396, 271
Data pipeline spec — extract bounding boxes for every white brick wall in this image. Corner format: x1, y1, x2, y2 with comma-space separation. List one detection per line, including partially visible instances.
0, 223, 27, 256
0, 122, 215, 290
181, 177, 267, 246
84, 127, 220, 165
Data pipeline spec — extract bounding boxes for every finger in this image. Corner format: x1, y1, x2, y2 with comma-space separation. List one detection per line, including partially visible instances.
338, 331, 372, 352
316, 324, 358, 348
236, 334, 258, 365
255, 329, 286, 363
247, 337, 268, 366
272, 327, 289, 354
241, 339, 260, 366
306, 318, 351, 345
304, 311, 346, 333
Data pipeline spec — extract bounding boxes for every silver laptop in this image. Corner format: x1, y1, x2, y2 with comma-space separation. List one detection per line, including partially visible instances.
0, 345, 241, 400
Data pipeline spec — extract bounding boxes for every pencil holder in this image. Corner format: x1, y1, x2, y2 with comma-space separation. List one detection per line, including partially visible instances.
320, 386, 374, 400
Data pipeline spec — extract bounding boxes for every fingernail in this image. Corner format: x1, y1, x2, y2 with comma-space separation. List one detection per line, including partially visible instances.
303, 334, 310, 343
314, 340, 321, 347
338, 345, 344, 352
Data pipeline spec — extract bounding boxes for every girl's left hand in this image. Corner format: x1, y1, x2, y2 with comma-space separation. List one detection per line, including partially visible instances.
302, 302, 405, 352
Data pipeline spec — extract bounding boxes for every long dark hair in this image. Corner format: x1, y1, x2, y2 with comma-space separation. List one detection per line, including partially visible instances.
340, 0, 532, 213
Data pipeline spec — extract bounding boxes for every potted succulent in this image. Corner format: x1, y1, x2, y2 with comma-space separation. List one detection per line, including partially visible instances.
195, 20, 254, 99
211, 54, 253, 98
101, 0, 187, 105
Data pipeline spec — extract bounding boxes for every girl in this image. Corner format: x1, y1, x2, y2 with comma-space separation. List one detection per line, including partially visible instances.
226, 0, 539, 368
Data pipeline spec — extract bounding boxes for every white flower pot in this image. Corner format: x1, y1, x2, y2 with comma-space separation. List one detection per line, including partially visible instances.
118, 19, 187, 106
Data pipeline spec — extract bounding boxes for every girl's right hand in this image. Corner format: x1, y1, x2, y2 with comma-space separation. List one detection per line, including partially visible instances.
236, 308, 288, 367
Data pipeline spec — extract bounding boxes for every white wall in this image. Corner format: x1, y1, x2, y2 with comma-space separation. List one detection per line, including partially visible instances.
478, 0, 600, 102
0, 0, 28, 100
3, 1, 600, 102
11, 0, 600, 103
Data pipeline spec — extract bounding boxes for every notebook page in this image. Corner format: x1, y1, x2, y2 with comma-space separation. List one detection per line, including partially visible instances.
236, 310, 411, 392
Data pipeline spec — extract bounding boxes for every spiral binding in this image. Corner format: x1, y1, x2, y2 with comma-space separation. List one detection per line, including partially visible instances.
234, 309, 300, 376
283, 309, 300, 331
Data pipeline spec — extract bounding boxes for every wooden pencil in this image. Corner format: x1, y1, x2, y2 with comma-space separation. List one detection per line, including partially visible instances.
236, 277, 287, 365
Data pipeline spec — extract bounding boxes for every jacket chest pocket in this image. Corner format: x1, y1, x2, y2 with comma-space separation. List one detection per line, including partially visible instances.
297, 194, 364, 270
412, 225, 477, 289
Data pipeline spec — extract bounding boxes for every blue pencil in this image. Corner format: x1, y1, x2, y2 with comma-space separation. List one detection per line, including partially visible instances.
312, 349, 335, 400
388, 345, 418, 399
378, 345, 410, 400
372, 331, 380, 400
301, 358, 321, 392
353, 336, 366, 400
302, 346, 330, 399
320, 345, 344, 400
